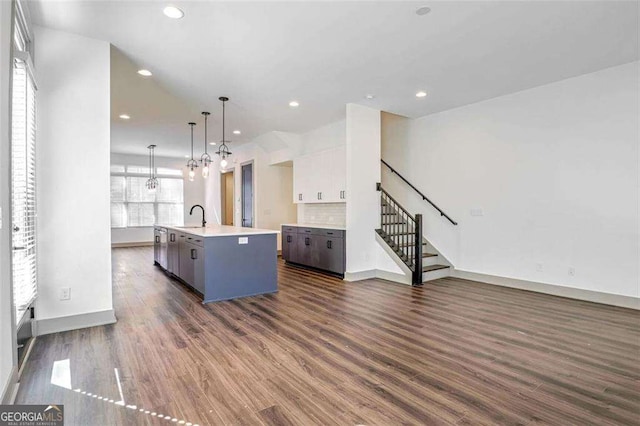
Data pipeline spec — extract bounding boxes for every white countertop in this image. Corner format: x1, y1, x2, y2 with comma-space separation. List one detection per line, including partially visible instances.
157, 224, 279, 238
281, 223, 346, 231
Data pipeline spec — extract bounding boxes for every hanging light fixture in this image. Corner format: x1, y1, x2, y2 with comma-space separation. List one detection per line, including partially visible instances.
200, 111, 212, 178
215, 96, 232, 169
146, 144, 159, 192
186, 122, 198, 181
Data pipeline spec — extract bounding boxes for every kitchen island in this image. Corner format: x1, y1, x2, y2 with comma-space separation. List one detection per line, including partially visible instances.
154, 225, 278, 303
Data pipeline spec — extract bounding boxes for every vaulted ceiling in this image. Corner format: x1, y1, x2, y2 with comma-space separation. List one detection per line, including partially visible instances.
29, 1, 639, 157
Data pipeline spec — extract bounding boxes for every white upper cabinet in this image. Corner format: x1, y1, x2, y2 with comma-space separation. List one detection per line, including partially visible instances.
293, 146, 346, 204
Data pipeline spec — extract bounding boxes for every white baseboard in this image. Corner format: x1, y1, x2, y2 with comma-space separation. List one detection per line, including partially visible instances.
376, 269, 412, 285
1, 366, 18, 404
35, 309, 117, 336
112, 242, 153, 248
452, 269, 639, 310
344, 270, 376, 281
344, 269, 411, 285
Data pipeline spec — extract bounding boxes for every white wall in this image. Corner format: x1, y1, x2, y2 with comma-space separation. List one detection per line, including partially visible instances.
0, 0, 16, 402
204, 142, 297, 250
299, 119, 346, 155
345, 104, 381, 275
110, 153, 205, 244
382, 62, 639, 298
35, 26, 115, 326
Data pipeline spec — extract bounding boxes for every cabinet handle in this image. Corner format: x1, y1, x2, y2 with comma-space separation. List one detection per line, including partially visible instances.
155, 236, 160, 243
170, 233, 175, 242
305, 237, 310, 246
191, 249, 197, 260
299, 193, 302, 201
319, 192, 322, 200
286, 235, 292, 243
327, 240, 332, 249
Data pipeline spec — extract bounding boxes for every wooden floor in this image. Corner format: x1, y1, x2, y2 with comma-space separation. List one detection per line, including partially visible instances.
16, 247, 640, 425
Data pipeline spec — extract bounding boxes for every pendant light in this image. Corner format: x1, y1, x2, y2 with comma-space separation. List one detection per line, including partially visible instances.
146, 144, 159, 192
215, 96, 232, 169
186, 122, 198, 181
200, 111, 212, 178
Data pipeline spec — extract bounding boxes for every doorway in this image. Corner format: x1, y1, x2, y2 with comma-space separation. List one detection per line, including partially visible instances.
220, 171, 234, 226
241, 162, 254, 228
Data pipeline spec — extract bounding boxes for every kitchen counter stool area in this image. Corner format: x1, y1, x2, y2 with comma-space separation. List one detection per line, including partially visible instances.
154, 225, 278, 302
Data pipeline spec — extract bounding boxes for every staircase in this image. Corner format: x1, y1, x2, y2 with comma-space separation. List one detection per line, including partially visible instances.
376, 183, 450, 285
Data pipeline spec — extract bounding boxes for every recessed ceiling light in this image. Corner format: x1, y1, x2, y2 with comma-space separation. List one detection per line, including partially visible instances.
233, 130, 241, 135
119, 114, 130, 120
184, 155, 189, 158
415, 91, 427, 98
416, 6, 431, 16
289, 101, 299, 107
137, 69, 152, 77
209, 142, 216, 145
163, 6, 184, 19
365, 94, 375, 100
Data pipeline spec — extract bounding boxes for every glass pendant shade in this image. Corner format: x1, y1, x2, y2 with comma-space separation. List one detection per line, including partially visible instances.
146, 144, 159, 193
185, 122, 198, 182
200, 111, 211, 178
215, 96, 233, 166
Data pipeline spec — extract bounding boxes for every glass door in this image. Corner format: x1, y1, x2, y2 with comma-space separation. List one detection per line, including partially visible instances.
11, 3, 37, 366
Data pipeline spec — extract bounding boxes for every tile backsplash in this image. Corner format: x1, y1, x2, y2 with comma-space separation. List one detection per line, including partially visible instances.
298, 203, 346, 226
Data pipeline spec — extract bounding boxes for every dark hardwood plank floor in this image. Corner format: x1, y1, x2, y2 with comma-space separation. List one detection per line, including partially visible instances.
15, 247, 640, 425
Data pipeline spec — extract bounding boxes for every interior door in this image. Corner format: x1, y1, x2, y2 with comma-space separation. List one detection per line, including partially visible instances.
241, 163, 253, 227
221, 171, 234, 225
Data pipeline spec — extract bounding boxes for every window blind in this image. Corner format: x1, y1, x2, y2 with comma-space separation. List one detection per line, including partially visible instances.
110, 168, 184, 228
11, 57, 37, 322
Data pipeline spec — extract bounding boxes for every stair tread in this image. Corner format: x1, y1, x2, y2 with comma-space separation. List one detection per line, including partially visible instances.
422, 264, 449, 273
422, 252, 437, 258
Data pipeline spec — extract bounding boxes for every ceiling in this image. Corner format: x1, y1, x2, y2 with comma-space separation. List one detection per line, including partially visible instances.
29, 1, 639, 157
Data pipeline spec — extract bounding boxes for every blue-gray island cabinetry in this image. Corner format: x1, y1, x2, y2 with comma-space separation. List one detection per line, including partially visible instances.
154, 225, 278, 303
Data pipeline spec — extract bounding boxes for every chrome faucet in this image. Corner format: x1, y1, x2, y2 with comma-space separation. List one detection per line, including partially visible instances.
189, 204, 206, 228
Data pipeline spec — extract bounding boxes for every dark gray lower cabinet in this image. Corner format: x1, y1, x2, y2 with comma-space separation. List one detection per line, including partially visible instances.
167, 230, 179, 275
281, 226, 345, 275
174, 235, 204, 294
153, 228, 161, 264
282, 232, 297, 263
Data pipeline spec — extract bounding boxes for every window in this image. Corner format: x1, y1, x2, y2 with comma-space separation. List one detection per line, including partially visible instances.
110, 166, 184, 228
11, 0, 37, 322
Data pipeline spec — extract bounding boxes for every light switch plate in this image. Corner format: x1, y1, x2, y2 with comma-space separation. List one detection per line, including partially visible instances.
59, 287, 71, 301
238, 237, 248, 245
470, 208, 484, 217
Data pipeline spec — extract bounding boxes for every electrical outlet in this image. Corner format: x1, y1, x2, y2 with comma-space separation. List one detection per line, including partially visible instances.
535, 263, 543, 272
238, 237, 248, 245
568, 267, 575, 276
59, 287, 71, 301
470, 208, 484, 217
